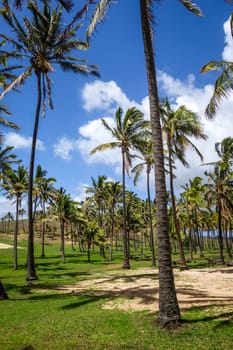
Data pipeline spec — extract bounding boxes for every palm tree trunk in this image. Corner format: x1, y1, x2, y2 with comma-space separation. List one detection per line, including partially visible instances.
41, 203, 46, 257
168, 139, 187, 270
146, 167, 156, 267
14, 197, 19, 270
27, 72, 42, 281
217, 203, 225, 263
60, 220, 65, 262
140, 0, 181, 327
122, 148, 130, 269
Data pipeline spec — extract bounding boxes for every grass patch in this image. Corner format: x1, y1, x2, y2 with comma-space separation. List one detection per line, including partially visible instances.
0, 235, 232, 349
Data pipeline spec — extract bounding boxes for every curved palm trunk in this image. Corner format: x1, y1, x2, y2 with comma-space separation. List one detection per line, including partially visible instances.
146, 166, 156, 267
122, 148, 130, 269
14, 196, 19, 270
140, 0, 181, 326
167, 138, 187, 270
27, 72, 42, 281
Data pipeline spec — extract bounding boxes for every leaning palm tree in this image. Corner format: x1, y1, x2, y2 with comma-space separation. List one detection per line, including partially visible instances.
86, 0, 203, 327
1, 165, 28, 269
0, 0, 99, 280
90, 106, 150, 269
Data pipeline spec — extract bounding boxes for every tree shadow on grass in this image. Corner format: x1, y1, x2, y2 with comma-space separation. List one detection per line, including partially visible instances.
182, 305, 233, 329
60, 294, 107, 310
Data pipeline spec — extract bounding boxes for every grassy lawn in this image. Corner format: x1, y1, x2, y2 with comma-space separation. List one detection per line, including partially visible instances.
0, 235, 232, 350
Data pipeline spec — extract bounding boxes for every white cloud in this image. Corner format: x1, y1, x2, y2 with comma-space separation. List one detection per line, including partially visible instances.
77, 118, 121, 166
157, 70, 233, 193
222, 17, 233, 60
4, 132, 45, 151
78, 82, 151, 168
81, 80, 133, 113
53, 136, 77, 161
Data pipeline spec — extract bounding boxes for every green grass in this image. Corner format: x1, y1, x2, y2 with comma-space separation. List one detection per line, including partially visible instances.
0, 234, 232, 350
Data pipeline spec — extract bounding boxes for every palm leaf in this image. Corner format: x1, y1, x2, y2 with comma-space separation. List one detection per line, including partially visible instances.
90, 141, 120, 155
178, 0, 203, 16
86, 0, 113, 43
201, 61, 233, 118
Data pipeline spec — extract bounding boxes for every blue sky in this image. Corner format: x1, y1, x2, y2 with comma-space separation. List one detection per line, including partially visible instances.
1, 0, 233, 216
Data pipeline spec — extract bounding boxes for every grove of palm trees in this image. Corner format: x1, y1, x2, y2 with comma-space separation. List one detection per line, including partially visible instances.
0, 1, 233, 349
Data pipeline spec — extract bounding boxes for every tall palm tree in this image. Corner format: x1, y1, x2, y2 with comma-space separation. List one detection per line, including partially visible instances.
132, 137, 156, 267
0, 0, 99, 280
179, 176, 206, 259
1, 165, 28, 269
86, 175, 108, 258
87, 1, 203, 324
52, 187, 74, 262
90, 107, 149, 269
204, 137, 233, 263
160, 99, 207, 269
105, 180, 122, 261
139, 0, 202, 326
33, 165, 56, 257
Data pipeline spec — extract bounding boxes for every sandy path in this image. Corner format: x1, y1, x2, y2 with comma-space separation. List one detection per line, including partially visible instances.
0, 243, 14, 249
59, 267, 233, 312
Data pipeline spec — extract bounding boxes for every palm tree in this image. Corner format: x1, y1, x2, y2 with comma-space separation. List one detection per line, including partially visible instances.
0, 145, 19, 181
0, 103, 19, 143
0, 0, 99, 280
90, 106, 150, 269
179, 177, 206, 259
2, 165, 28, 269
33, 165, 56, 257
13, 0, 73, 10
52, 187, 74, 262
86, 175, 108, 258
204, 137, 233, 263
160, 99, 207, 269
105, 180, 122, 261
201, 13, 233, 117
132, 137, 156, 267
86, 1, 203, 324
19, 208, 26, 232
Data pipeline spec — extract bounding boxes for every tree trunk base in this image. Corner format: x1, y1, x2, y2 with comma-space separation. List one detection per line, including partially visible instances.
26, 275, 38, 282
122, 264, 131, 269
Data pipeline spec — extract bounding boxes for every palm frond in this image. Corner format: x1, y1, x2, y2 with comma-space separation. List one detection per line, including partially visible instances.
90, 142, 120, 155
201, 61, 233, 118
178, 0, 203, 16
86, 0, 113, 43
